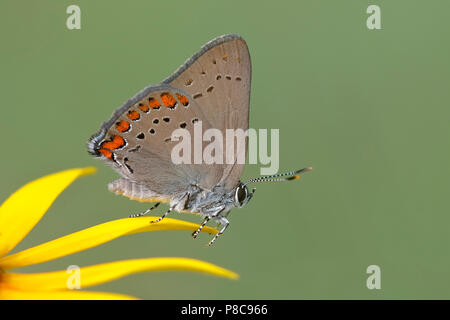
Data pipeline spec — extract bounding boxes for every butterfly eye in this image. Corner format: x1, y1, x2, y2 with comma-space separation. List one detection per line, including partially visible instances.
235, 185, 248, 207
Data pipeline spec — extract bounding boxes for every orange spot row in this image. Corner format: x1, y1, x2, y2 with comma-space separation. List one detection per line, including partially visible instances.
101, 135, 126, 151
176, 93, 189, 106
148, 97, 161, 109
116, 120, 130, 133
138, 103, 150, 113
161, 92, 177, 108
127, 110, 140, 121
146, 93, 190, 109
98, 148, 113, 160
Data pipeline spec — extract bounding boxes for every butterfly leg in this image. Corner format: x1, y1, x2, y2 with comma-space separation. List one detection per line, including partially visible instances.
150, 193, 189, 223
192, 216, 211, 239
129, 202, 160, 218
207, 216, 229, 247
150, 204, 175, 223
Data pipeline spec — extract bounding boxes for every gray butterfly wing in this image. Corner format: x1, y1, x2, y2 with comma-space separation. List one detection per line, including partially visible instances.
88, 34, 251, 202
88, 84, 223, 202
163, 34, 252, 190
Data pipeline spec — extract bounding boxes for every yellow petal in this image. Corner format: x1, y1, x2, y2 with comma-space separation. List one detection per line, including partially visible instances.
2, 257, 239, 291
0, 217, 218, 270
0, 167, 97, 258
0, 287, 137, 300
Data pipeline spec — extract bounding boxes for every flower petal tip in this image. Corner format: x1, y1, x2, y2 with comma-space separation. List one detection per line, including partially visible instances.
78, 167, 97, 176
227, 271, 240, 280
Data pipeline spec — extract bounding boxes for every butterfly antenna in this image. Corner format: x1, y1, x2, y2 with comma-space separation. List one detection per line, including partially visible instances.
243, 167, 313, 186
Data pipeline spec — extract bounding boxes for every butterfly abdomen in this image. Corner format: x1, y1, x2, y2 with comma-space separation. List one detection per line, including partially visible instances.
108, 178, 171, 204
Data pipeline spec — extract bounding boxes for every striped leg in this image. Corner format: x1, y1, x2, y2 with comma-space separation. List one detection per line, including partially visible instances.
207, 217, 229, 247
129, 202, 160, 218
192, 216, 210, 239
150, 204, 175, 223
150, 193, 189, 224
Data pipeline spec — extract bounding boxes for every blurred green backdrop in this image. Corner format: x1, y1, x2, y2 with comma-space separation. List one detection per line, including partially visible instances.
1, 0, 449, 299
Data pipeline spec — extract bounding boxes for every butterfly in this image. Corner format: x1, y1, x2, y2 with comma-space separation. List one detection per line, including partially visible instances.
88, 34, 311, 246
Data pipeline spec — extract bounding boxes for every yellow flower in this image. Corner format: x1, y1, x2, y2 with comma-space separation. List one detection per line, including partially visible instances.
0, 167, 238, 299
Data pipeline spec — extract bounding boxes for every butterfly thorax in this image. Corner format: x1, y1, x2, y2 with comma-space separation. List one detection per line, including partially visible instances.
180, 183, 239, 217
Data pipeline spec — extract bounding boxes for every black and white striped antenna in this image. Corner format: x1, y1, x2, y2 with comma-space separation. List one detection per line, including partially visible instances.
243, 167, 313, 186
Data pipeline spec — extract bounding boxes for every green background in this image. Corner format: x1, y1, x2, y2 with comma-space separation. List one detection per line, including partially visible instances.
1, 0, 449, 299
